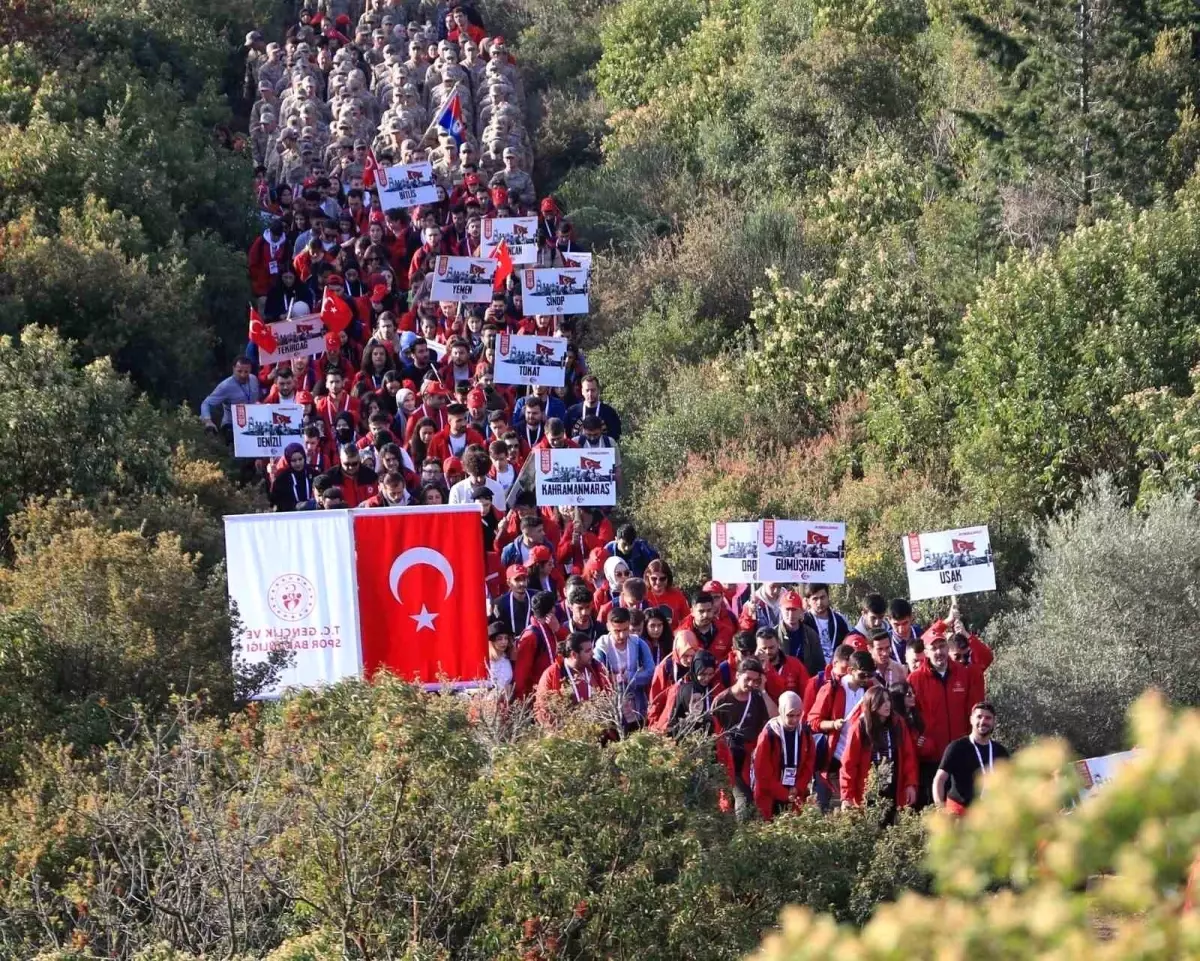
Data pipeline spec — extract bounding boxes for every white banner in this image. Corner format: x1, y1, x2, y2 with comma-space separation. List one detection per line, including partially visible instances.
562, 251, 592, 273
224, 512, 362, 696
519, 267, 590, 315
493, 334, 568, 387
1075, 750, 1138, 798
232, 404, 304, 458
535, 447, 616, 506
378, 162, 439, 209
902, 525, 996, 601
480, 217, 539, 264
259, 317, 326, 365
757, 519, 847, 584
711, 521, 759, 583
430, 256, 496, 303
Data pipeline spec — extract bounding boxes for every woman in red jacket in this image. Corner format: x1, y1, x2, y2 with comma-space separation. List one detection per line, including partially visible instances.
839, 686, 919, 812
644, 559, 690, 627
751, 691, 816, 820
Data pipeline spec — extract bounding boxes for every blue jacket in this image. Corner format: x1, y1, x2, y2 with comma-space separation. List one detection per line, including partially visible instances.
594, 634, 656, 720
512, 393, 567, 427
603, 539, 659, 578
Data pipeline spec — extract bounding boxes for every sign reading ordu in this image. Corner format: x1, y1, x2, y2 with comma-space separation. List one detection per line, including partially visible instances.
711, 521, 759, 583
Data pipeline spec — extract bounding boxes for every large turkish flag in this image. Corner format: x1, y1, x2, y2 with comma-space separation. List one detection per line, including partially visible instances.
353, 506, 488, 685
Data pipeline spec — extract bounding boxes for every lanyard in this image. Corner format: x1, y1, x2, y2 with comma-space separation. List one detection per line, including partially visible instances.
734, 693, 753, 731
508, 594, 530, 632
238, 379, 255, 403
972, 739, 994, 780
291, 471, 310, 503
563, 663, 590, 702
535, 621, 555, 663
781, 725, 800, 767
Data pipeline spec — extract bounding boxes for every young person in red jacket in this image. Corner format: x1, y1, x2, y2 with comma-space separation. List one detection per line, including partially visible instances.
839, 685, 919, 811
651, 650, 726, 736
751, 690, 816, 820
513, 591, 565, 700
534, 632, 611, 727
643, 559, 690, 627
908, 632, 986, 807
807, 647, 875, 809
753, 627, 811, 701
426, 402, 487, 461
323, 444, 379, 506
248, 218, 290, 305
647, 629, 701, 727
677, 591, 734, 663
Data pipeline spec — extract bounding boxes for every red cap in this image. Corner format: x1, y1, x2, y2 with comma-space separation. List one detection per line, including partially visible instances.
335, 12, 350, 25
369, 209, 385, 224
370, 284, 389, 304
326, 273, 344, 286
296, 390, 313, 404
780, 590, 804, 610
528, 544, 552, 565
540, 196, 558, 214
490, 186, 509, 207
424, 381, 450, 397
701, 580, 725, 596
922, 619, 950, 643
506, 563, 528, 580
442, 456, 463, 473
464, 172, 481, 188
324, 332, 341, 351
467, 388, 486, 408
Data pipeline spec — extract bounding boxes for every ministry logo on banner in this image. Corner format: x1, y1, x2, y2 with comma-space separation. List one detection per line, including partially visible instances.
224, 511, 362, 697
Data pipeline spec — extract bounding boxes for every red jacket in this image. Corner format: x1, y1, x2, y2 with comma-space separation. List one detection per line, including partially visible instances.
752, 721, 817, 819
495, 510, 562, 552
761, 653, 811, 702
647, 656, 690, 727
556, 518, 615, 575
534, 659, 611, 726
908, 661, 985, 764
677, 614, 734, 663
326, 464, 378, 506
807, 676, 848, 766
838, 715, 919, 807
316, 392, 361, 433
248, 233, 290, 297
646, 587, 690, 627
426, 427, 487, 463
513, 620, 565, 700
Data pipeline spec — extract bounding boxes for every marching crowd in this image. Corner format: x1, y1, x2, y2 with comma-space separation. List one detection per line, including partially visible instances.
206, 0, 1009, 822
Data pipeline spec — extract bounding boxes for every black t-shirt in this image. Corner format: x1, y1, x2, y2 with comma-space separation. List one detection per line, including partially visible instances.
712, 690, 770, 763
938, 736, 1010, 807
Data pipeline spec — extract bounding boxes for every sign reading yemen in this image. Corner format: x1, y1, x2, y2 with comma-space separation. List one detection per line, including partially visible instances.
493, 334, 568, 387
711, 521, 760, 583
535, 447, 616, 506
430, 256, 497, 303
519, 267, 590, 315
259, 316, 326, 365
232, 404, 304, 458
223, 511, 362, 696
756, 519, 847, 584
902, 525, 996, 601
480, 217, 539, 264
377, 162, 439, 208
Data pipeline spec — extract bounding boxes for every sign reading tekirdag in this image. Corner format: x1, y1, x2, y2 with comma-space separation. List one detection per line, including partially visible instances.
430, 256, 497, 303
493, 334, 568, 387
258, 316, 326, 365
757, 519, 847, 584
902, 525, 997, 601
377, 162, 439, 209
535, 447, 616, 506
711, 521, 760, 582
232, 403, 304, 458
519, 267, 590, 315
480, 217, 540, 264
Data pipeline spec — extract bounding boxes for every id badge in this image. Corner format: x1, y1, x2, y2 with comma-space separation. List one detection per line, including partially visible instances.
782, 766, 797, 787
269, 260, 280, 275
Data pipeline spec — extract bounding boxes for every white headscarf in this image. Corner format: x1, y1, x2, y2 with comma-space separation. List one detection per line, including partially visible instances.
603, 555, 629, 590
769, 690, 804, 738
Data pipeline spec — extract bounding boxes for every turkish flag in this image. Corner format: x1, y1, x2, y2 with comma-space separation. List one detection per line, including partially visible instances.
489, 239, 513, 292
353, 506, 488, 685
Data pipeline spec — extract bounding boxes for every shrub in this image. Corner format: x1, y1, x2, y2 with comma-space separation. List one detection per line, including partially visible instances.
987, 481, 1200, 756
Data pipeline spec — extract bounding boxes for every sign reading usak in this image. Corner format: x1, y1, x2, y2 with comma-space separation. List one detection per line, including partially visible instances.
535, 448, 616, 507
757, 519, 847, 584
430, 256, 497, 303
377, 162, 439, 209
232, 404, 304, 458
711, 521, 759, 583
494, 334, 568, 388
902, 525, 996, 601
520, 267, 590, 315
480, 217, 539, 264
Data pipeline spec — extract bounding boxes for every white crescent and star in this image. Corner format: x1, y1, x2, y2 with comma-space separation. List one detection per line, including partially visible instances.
388, 548, 454, 632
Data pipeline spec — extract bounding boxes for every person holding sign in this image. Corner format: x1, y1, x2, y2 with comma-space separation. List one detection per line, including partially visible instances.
751, 691, 816, 820
933, 702, 1009, 815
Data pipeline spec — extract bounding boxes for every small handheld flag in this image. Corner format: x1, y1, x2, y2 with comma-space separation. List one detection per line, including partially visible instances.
489, 239, 514, 291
